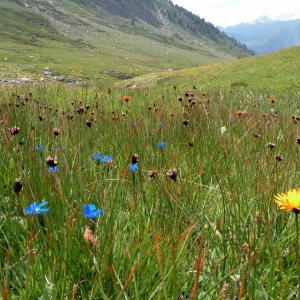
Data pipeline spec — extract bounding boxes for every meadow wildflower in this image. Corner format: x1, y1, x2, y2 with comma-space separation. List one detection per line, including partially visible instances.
101, 155, 113, 164
157, 141, 166, 149
35, 145, 44, 151
48, 166, 58, 173
268, 97, 278, 103
93, 153, 102, 161
184, 90, 190, 97
167, 168, 178, 181
83, 204, 104, 219
76, 107, 85, 114
266, 143, 275, 150
274, 188, 300, 214
131, 154, 139, 164
220, 126, 226, 134
187, 140, 194, 147
292, 115, 300, 123
235, 110, 246, 117
121, 96, 132, 102
8, 126, 20, 135
84, 226, 97, 247
186, 141, 195, 147
274, 188, 300, 264
189, 99, 197, 106
46, 156, 58, 167
13, 178, 23, 195
129, 163, 138, 173
24, 201, 49, 215
52, 128, 60, 137
148, 170, 158, 179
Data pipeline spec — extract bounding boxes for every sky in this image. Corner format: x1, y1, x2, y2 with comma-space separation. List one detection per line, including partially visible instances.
171, 0, 300, 27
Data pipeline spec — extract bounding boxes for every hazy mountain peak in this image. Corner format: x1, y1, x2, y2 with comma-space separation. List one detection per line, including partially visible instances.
224, 17, 300, 54
249, 15, 273, 24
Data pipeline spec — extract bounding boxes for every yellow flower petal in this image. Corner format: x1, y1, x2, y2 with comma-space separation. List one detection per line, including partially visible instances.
274, 188, 300, 213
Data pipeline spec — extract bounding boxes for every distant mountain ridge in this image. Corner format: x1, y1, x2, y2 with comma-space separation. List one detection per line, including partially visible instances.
224, 17, 300, 54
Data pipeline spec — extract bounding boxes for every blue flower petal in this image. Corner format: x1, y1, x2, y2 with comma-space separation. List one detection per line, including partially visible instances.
34, 145, 44, 151
48, 166, 58, 173
36, 202, 49, 214
157, 141, 166, 148
129, 163, 138, 173
24, 202, 37, 215
100, 155, 113, 163
24, 201, 49, 215
83, 204, 105, 219
93, 153, 102, 160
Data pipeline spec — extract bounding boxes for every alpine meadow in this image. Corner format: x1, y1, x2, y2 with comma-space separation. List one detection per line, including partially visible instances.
0, 0, 300, 299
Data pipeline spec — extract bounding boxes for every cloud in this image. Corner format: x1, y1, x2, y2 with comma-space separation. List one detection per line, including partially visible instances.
172, 0, 300, 26
207, 0, 241, 9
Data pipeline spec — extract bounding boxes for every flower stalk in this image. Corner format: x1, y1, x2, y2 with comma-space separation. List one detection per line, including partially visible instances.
295, 212, 299, 266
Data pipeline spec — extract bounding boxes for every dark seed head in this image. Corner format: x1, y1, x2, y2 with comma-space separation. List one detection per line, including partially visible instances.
13, 179, 23, 195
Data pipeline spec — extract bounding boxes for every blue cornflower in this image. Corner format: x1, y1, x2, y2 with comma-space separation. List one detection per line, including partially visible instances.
48, 166, 58, 173
101, 155, 113, 164
24, 201, 49, 215
35, 145, 44, 151
93, 153, 103, 160
157, 141, 166, 149
129, 162, 138, 173
83, 204, 105, 219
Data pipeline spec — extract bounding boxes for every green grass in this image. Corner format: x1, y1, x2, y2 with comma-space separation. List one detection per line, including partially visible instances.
0, 47, 300, 298
124, 46, 300, 92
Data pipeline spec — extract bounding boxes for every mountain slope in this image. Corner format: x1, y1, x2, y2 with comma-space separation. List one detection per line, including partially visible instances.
224, 17, 300, 54
123, 46, 300, 91
0, 0, 251, 83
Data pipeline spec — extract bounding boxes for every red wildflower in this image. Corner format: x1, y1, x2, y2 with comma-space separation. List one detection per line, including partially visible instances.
268, 97, 278, 103
121, 96, 132, 102
235, 110, 246, 117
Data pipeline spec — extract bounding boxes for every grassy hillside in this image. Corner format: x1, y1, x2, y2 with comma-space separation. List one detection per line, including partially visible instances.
0, 0, 251, 84
123, 46, 300, 92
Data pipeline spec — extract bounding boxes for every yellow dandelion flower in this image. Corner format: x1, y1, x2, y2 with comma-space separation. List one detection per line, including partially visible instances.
274, 188, 300, 214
